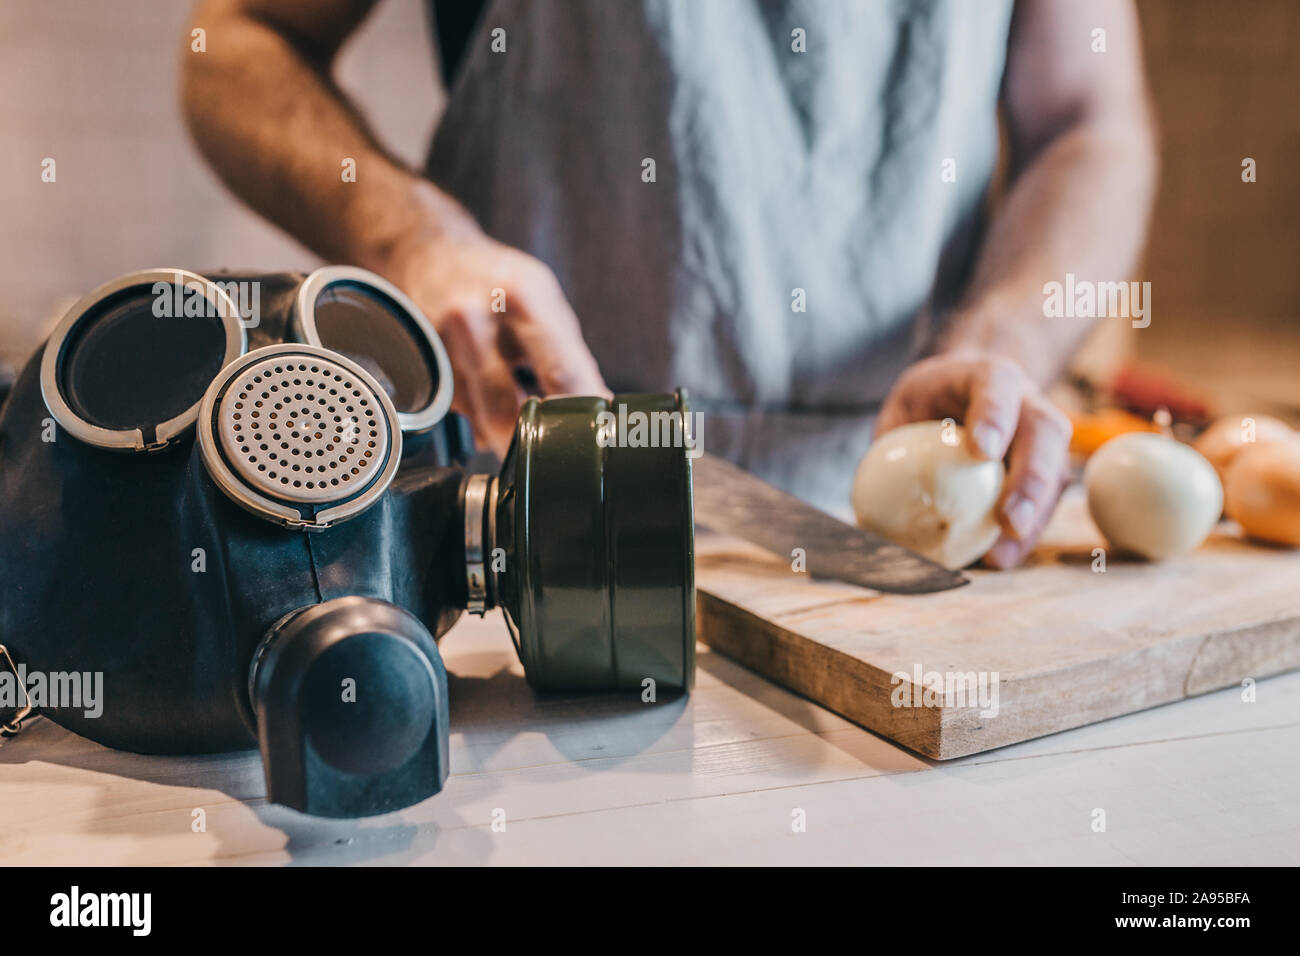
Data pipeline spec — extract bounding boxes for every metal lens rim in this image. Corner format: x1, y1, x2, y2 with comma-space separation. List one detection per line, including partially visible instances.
292, 265, 454, 435
196, 342, 403, 530
463, 472, 493, 615
39, 268, 247, 452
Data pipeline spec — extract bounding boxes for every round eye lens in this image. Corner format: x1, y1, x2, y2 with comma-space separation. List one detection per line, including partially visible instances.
60, 287, 227, 432
40, 269, 247, 451
294, 267, 453, 434
311, 282, 436, 416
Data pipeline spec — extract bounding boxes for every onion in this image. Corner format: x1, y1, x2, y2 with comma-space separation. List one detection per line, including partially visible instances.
851, 421, 1004, 570
1224, 440, 1300, 546
1084, 433, 1222, 560
1193, 414, 1295, 483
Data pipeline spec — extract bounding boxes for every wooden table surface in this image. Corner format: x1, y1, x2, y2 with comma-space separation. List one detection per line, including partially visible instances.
2, 613, 1297, 866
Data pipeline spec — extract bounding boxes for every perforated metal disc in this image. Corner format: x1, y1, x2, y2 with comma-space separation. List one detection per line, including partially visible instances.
199, 344, 401, 530
218, 353, 390, 503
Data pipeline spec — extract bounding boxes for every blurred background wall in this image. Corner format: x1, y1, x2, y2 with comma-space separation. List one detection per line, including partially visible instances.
1135, 0, 1299, 418
0, 0, 441, 371
1, 0, 1296, 414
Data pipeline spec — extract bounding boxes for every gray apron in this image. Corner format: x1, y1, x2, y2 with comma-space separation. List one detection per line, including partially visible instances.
426, 0, 1013, 516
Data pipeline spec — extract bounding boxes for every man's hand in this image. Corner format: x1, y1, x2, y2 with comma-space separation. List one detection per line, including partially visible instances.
875, 351, 1073, 569
385, 231, 608, 457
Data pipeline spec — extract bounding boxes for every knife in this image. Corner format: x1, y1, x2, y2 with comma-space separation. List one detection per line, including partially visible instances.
692, 453, 968, 594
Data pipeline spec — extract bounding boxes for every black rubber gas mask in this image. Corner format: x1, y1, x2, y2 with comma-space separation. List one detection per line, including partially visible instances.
0, 267, 694, 817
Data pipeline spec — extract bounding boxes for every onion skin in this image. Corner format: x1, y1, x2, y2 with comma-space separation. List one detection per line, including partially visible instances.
852, 421, 1004, 570
1224, 441, 1300, 547
1193, 414, 1295, 484
1084, 433, 1222, 561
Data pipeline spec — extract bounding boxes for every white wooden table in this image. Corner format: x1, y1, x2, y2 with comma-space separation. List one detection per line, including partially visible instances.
2, 613, 1297, 866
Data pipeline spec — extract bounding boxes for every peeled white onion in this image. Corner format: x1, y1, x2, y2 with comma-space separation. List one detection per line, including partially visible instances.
1084, 433, 1222, 560
851, 421, 1005, 570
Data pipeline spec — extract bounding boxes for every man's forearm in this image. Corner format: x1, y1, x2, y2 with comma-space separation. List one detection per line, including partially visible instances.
181, 1, 471, 273
937, 116, 1158, 385
936, 0, 1158, 386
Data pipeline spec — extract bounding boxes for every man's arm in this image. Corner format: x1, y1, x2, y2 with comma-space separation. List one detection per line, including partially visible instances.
877, 0, 1157, 568
181, 0, 606, 456
938, 0, 1158, 381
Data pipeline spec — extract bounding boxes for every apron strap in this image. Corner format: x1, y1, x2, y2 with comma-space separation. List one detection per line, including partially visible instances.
432, 0, 488, 88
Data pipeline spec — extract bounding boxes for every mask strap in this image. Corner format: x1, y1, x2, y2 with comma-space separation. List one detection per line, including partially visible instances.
0, 644, 34, 738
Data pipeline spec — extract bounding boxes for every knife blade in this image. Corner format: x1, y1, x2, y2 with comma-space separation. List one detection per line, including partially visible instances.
692, 453, 968, 594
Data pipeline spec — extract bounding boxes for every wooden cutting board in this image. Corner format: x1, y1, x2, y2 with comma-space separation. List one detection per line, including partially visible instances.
695, 488, 1300, 759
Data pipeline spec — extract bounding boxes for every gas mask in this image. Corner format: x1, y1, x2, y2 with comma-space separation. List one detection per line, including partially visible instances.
0, 267, 694, 818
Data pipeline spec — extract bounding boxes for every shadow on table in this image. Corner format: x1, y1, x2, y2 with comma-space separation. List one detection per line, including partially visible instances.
443, 647, 690, 770
0, 655, 688, 864
0, 717, 443, 864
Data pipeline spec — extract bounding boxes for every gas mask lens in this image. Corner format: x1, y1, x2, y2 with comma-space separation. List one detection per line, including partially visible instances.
40, 265, 453, 456
40, 268, 247, 451
293, 266, 453, 434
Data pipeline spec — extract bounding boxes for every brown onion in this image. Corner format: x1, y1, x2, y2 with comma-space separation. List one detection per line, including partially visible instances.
1224, 440, 1300, 547
1193, 414, 1295, 484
